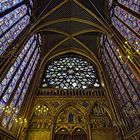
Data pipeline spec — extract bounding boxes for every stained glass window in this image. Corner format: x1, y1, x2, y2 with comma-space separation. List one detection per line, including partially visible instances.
0, 34, 40, 129
100, 35, 140, 130
117, 0, 140, 13
0, 0, 23, 12
42, 56, 100, 89
114, 6, 140, 35
110, 1, 140, 50
0, 0, 32, 56
111, 7, 140, 50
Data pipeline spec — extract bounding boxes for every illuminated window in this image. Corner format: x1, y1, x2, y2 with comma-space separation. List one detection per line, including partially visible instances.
110, 1, 140, 50
117, 0, 140, 13
0, 0, 32, 55
42, 56, 100, 89
0, 34, 40, 129
100, 35, 140, 130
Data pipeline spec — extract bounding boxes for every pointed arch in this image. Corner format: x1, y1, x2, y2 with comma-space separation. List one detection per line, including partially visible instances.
0, 34, 41, 131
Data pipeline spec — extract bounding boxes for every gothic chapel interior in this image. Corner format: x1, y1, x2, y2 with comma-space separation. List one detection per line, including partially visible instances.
0, 0, 140, 140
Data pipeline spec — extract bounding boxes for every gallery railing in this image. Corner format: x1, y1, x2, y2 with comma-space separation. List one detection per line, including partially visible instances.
37, 88, 105, 97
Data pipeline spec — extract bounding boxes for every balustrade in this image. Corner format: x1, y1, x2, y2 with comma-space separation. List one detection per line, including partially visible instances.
37, 88, 104, 97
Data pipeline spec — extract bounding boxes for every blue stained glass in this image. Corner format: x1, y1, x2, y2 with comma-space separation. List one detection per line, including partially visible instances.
114, 6, 140, 35
0, 15, 30, 55
0, 0, 23, 12
12, 55, 39, 117
2, 115, 10, 128
0, 35, 35, 95
6, 49, 40, 129
0, 0, 39, 128
10, 47, 39, 108
106, 39, 140, 108
102, 49, 138, 127
0, 40, 37, 104
118, 0, 140, 13
101, 36, 140, 128
0, 45, 40, 129
0, 101, 5, 115
112, 16, 140, 50
0, 5, 27, 36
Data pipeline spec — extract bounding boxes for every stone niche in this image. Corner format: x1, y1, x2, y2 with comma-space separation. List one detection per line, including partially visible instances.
26, 104, 52, 140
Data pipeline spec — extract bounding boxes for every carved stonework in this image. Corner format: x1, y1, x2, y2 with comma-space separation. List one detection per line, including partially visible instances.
90, 102, 112, 129
56, 107, 85, 124
25, 95, 116, 140
29, 104, 52, 130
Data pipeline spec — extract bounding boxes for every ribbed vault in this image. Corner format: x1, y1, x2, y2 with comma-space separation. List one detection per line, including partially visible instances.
33, 0, 108, 58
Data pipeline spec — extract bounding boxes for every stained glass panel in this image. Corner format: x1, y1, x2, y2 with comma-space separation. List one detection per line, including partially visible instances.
10, 48, 39, 109
0, 38, 37, 111
0, 15, 30, 55
0, 0, 23, 12
114, 6, 140, 35
100, 35, 140, 129
0, 0, 33, 56
118, 0, 140, 13
0, 5, 28, 36
0, 35, 35, 96
6, 53, 40, 129
110, 1, 140, 50
0, 33, 41, 124
106, 38, 140, 108
0, 0, 40, 130
112, 16, 140, 50
42, 56, 100, 89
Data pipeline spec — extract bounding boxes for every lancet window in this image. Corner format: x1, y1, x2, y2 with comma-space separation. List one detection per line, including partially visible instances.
0, 34, 40, 130
0, 0, 32, 55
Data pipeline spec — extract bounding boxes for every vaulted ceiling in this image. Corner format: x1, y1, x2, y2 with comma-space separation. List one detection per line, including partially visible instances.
33, 0, 109, 58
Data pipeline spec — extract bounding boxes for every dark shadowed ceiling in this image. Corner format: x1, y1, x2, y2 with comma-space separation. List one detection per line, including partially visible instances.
33, 0, 108, 58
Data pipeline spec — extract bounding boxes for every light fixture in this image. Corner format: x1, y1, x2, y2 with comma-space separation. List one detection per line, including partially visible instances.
117, 41, 140, 62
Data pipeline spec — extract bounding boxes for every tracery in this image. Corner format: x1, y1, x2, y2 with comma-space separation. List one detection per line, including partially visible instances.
42, 56, 100, 89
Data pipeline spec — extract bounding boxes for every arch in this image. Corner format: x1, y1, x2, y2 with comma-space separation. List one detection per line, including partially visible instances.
52, 103, 88, 140
37, 49, 104, 90
31, 48, 106, 102
72, 128, 88, 140
35, 18, 107, 33
41, 54, 100, 89
56, 128, 70, 134
28, 101, 53, 124
52, 102, 87, 137
28, 102, 52, 130
89, 102, 113, 129
31, 101, 52, 117
54, 128, 70, 140
90, 101, 112, 120
32, 0, 111, 35
54, 102, 86, 123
